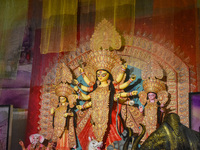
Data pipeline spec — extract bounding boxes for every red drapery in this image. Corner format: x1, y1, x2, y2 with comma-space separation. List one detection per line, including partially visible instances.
25, 29, 59, 145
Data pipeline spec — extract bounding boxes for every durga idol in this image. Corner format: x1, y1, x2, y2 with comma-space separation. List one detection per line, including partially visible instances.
74, 19, 138, 149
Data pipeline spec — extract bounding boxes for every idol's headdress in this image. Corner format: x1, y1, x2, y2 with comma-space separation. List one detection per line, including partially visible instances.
55, 83, 73, 97
139, 61, 168, 105
84, 19, 123, 81
142, 77, 166, 94
55, 62, 73, 84
55, 62, 73, 97
141, 60, 166, 94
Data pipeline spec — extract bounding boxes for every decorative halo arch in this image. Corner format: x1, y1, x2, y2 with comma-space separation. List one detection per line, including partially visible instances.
64, 33, 192, 126
38, 32, 194, 138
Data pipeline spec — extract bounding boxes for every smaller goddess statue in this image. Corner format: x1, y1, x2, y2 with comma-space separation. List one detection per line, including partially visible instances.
138, 61, 168, 141
38, 62, 78, 150
51, 82, 78, 149
50, 62, 78, 149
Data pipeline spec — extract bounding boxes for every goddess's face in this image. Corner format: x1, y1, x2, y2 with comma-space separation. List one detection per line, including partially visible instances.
148, 92, 156, 101
60, 96, 67, 103
97, 70, 109, 82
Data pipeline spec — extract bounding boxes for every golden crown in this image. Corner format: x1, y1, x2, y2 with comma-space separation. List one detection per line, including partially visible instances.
55, 83, 73, 97
86, 49, 122, 73
85, 19, 122, 74
142, 77, 166, 94
55, 62, 72, 85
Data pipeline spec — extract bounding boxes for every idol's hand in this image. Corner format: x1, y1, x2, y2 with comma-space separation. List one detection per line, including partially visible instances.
160, 103, 164, 107
74, 86, 79, 92
78, 67, 84, 73
73, 94, 78, 99
139, 106, 143, 112
64, 113, 72, 117
72, 79, 79, 85
122, 63, 127, 70
50, 108, 55, 115
64, 113, 68, 117
130, 74, 136, 81
75, 79, 79, 84
65, 113, 74, 117
76, 105, 82, 110
131, 90, 138, 95
19, 140, 24, 147
128, 100, 135, 106
115, 93, 121, 99
47, 142, 53, 149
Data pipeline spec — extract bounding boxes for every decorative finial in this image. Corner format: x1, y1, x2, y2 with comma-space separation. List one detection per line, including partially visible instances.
90, 19, 122, 51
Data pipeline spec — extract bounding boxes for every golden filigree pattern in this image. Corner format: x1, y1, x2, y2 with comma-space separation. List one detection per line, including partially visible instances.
157, 91, 168, 105
121, 105, 144, 133
143, 101, 158, 137
55, 83, 74, 97
90, 19, 121, 51
39, 84, 56, 139
52, 105, 67, 142
111, 64, 126, 82
138, 91, 148, 106
90, 86, 110, 142
64, 34, 190, 128
68, 94, 77, 108
38, 29, 193, 146
142, 77, 166, 94
76, 109, 91, 135
85, 49, 122, 79
141, 60, 164, 80
55, 62, 73, 84
84, 64, 96, 84
68, 117, 76, 147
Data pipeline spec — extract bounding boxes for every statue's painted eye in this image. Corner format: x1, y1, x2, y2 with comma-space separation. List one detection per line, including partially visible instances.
101, 73, 107, 77
97, 74, 100, 77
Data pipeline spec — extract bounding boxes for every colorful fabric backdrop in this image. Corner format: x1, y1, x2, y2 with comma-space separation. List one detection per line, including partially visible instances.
0, 0, 28, 79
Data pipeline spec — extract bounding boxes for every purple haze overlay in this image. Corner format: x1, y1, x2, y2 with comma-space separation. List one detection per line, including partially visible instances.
191, 93, 200, 132
0, 69, 31, 109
